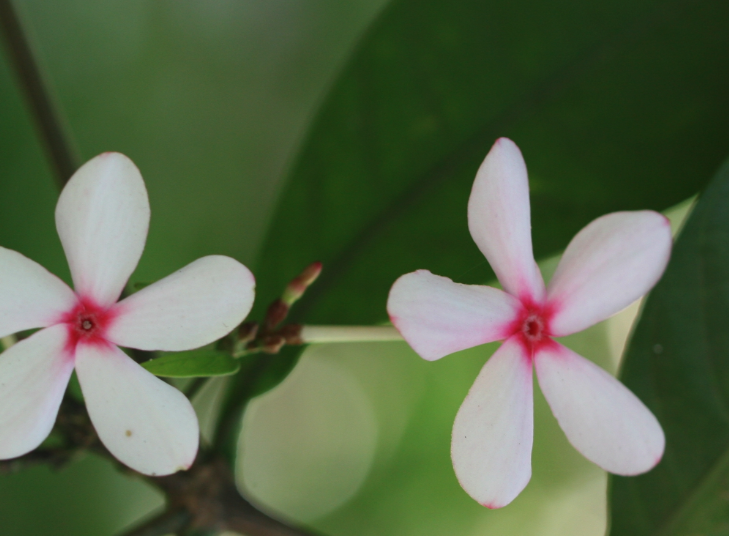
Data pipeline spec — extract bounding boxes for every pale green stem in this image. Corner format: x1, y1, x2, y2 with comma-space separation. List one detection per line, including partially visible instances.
299, 325, 402, 344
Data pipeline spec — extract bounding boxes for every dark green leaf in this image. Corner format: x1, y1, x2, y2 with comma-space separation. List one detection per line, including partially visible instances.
255, 0, 729, 325
238, 347, 305, 400
141, 350, 240, 378
609, 158, 729, 535
214, 345, 305, 462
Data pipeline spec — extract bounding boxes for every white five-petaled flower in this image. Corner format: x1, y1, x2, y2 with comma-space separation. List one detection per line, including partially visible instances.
387, 138, 670, 508
0, 153, 255, 476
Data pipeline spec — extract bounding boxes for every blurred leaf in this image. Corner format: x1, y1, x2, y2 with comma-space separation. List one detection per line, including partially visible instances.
255, 0, 729, 325
141, 350, 240, 378
16, 0, 390, 283
609, 158, 729, 535
215, 345, 305, 461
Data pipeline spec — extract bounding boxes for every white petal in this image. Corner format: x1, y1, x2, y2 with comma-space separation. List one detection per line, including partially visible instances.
107, 256, 255, 352
535, 342, 664, 475
468, 138, 545, 301
0, 325, 73, 459
75, 343, 199, 476
547, 211, 671, 336
451, 336, 533, 508
0, 247, 76, 337
56, 153, 150, 307
387, 270, 520, 361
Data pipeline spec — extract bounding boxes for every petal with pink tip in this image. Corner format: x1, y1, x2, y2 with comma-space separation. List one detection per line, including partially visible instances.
107, 256, 255, 352
56, 152, 150, 307
387, 270, 520, 361
547, 211, 671, 336
0, 325, 73, 459
468, 138, 544, 301
75, 342, 199, 476
0, 247, 77, 337
535, 342, 664, 475
451, 336, 533, 508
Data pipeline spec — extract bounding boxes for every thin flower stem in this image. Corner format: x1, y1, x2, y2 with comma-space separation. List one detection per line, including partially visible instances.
299, 325, 402, 344
0, 0, 78, 187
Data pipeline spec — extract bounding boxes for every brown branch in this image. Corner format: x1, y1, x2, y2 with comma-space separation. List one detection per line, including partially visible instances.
148, 456, 322, 536
0, 449, 63, 475
0, 0, 78, 187
118, 509, 192, 536
0, 286, 317, 536
0, 399, 318, 536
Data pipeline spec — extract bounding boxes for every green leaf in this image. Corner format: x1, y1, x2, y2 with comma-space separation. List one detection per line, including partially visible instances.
255, 0, 729, 326
214, 345, 305, 462
238, 347, 305, 400
609, 158, 729, 535
141, 350, 240, 378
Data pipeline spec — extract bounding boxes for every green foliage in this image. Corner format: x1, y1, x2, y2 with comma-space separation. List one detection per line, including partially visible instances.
141, 350, 240, 378
237, 346, 306, 401
215, 345, 305, 462
255, 0, 729, 327
610, 158, 729, 535
3, 0, 729, 534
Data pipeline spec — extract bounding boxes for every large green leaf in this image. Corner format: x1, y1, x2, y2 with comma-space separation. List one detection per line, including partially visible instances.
255, 0, 729, 325
215, 345, 306, 462
609, 158, 729, 535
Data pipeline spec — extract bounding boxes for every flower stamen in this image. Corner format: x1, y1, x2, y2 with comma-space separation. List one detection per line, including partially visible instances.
61, 298, 117, 351
522, 314, 544, 341
506, 304, 554, 355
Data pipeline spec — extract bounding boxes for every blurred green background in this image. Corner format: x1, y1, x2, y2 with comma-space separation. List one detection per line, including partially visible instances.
0, 0, 725, 534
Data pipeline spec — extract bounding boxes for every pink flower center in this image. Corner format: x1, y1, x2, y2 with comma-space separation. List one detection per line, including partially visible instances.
61, 297, 116, 352
508, 300, 555, 356
522, 314, 544, 341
